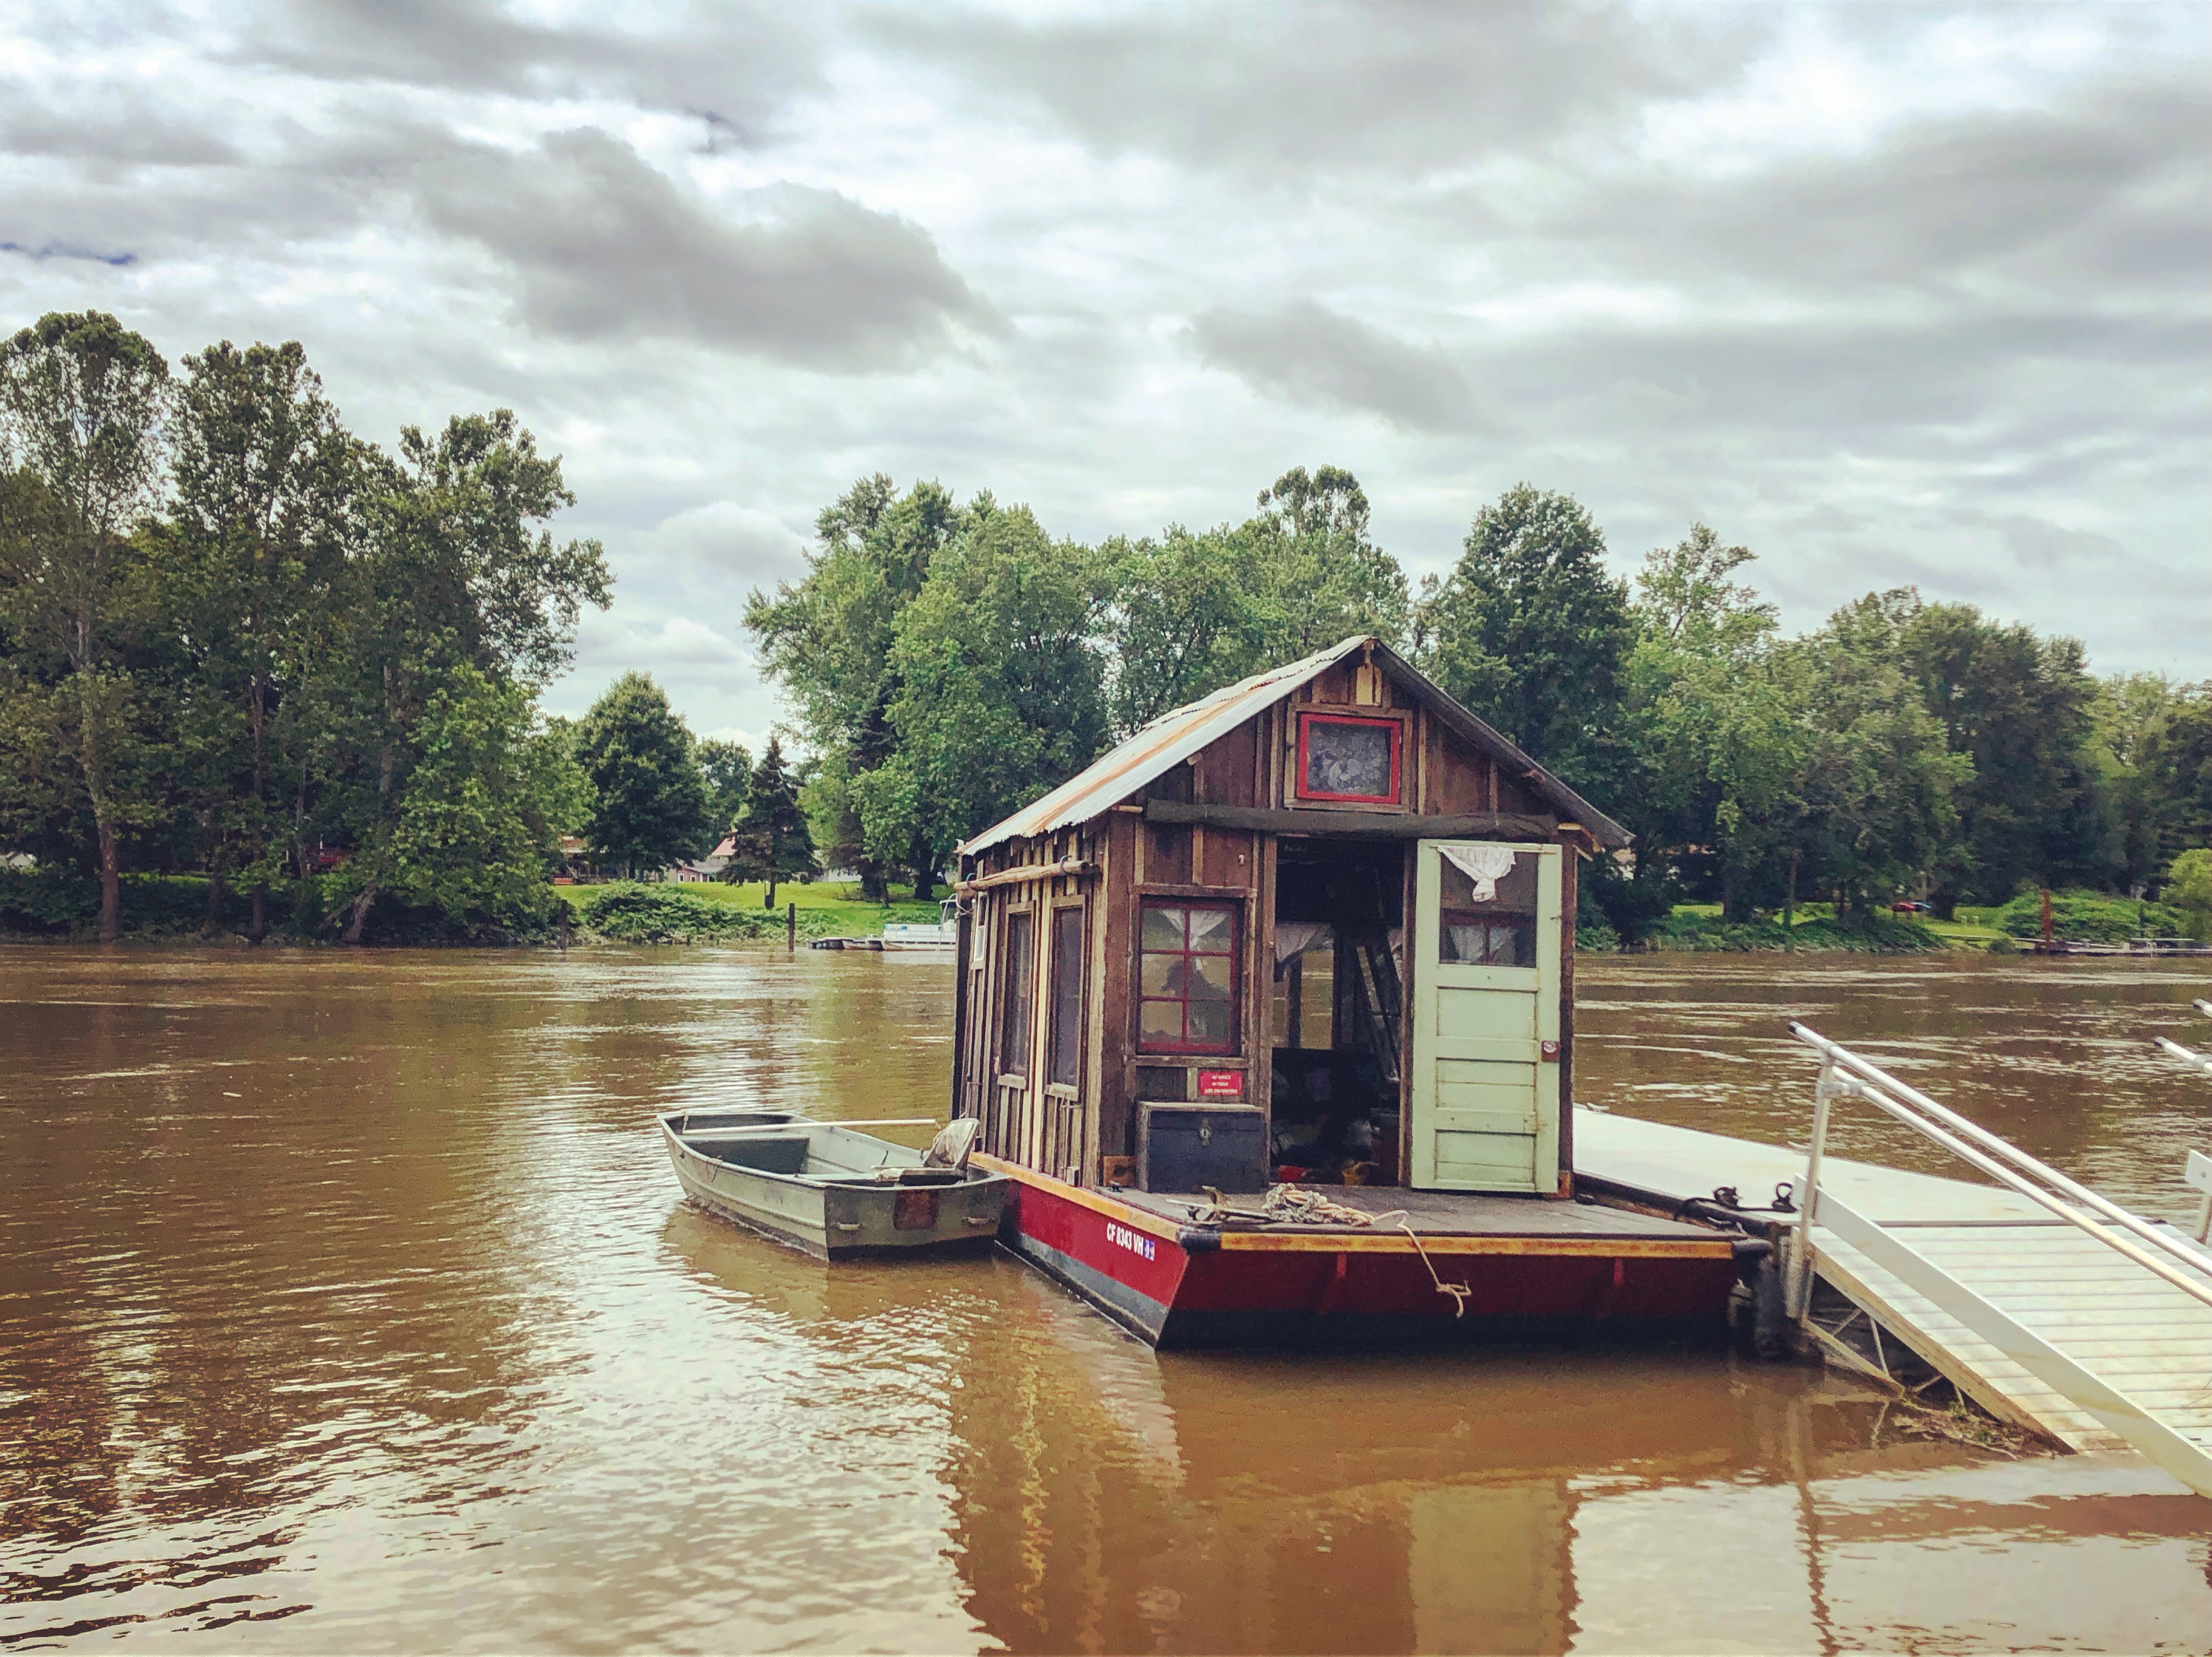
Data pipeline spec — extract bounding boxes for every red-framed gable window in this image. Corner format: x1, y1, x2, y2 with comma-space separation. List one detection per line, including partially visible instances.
1137, 901, 1238, 1055
1295, 711, 1402, 805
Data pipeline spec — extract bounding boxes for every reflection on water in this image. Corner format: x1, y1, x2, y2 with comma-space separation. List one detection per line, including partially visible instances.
2, 945, 2208, 1653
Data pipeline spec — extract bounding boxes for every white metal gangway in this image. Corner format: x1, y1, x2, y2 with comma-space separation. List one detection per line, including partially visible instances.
1786, 1021, 2212, 1498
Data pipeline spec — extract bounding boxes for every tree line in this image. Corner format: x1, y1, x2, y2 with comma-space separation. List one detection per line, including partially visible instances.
7, 309, 2203, 945
749, 471, 2212, 936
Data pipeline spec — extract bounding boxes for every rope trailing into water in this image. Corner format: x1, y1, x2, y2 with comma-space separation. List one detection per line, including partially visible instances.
1189, 1185, 1473, 1318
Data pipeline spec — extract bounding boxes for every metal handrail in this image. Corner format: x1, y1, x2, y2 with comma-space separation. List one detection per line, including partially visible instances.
1786, 1022, 2212, 1317
2159, 999, 2212, 1077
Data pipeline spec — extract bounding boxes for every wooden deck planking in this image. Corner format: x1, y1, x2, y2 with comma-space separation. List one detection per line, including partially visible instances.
1575, 1108, 2212, 1459
1116, 1181, 1724, 1242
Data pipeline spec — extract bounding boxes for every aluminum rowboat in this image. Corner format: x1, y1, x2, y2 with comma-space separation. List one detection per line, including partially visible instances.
659, 1109, 1006, 1259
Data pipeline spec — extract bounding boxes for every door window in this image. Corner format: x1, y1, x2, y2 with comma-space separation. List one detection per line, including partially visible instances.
1437, 849, 1537, 966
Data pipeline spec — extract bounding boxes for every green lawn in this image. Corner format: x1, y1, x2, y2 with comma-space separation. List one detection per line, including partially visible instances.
555, 879, 942, 933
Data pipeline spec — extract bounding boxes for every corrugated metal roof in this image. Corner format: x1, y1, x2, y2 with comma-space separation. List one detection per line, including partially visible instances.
960, 635, 1370, 855
958, 633, 1632, 856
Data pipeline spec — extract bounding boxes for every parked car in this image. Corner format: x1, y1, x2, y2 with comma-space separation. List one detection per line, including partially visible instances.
1891, 900, 1933, 913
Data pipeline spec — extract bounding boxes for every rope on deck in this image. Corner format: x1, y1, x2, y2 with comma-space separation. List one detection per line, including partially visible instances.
1190, 1185, 1472, 1318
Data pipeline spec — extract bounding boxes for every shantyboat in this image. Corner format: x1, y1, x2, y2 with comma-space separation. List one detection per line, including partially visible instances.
944, 634, 1750, 1347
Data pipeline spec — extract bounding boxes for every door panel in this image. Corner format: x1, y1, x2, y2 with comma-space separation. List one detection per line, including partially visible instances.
1410, 840, 1560, 1192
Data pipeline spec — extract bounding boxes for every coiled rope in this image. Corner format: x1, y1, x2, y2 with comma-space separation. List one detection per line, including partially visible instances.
1190, 1185, 1474, 1318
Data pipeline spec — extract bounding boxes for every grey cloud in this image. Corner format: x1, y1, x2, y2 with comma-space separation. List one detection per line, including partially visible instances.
0, 106, 244, 169
1188, 301, 1488, 433
411, 129, 1002, 370
1984, 514, 2130, 572
869, 1, 1762, 174
1538, 76, 2211, 298
235, 0, 820, 143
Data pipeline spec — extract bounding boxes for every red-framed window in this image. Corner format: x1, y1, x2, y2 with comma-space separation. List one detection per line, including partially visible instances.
1295, 711, 1402, 805
1138, 901, 1239, 1055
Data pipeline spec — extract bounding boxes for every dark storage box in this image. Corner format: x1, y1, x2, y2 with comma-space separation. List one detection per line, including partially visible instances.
1137, 1102, 1268, 1194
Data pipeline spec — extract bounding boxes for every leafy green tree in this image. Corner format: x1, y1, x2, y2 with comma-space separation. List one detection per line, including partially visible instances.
743, 475, 967, 898
1792, 592, 1972, 913
324, 411, 610, 940
1100, 466, 1407, 738
2162, 848, 2212, 941
1246, 465, 1409, 657
1621, 525, 1804, 924
696, 737, 753, 839
2141, 688, 2212, 879
859, 501, 1111, 895
1100, 524, 1271, 735
724, 734, 814, 907
158, 338, 357, 940
0, 312, 172, 942
382, 665, 562, 931
527, 714, 595, 841
1415, 484, 1634, 793
575, 671, 709, 879
1895, 598, 2113, 908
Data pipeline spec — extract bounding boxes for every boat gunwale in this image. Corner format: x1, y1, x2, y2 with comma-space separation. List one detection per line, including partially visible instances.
658, 1114, 1003, 1196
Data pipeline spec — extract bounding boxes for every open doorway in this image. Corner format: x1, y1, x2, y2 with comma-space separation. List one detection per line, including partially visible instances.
1269, 840, 1406, 1185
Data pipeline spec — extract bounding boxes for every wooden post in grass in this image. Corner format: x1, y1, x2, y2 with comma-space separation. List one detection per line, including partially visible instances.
787, 901, 796, 951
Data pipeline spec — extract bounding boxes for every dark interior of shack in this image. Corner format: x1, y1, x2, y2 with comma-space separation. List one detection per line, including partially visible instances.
1269, 841, 1405, 1185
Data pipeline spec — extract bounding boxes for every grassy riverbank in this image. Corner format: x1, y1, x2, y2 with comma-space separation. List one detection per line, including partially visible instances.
555, 881, 940, 944
0, 867, 940, 946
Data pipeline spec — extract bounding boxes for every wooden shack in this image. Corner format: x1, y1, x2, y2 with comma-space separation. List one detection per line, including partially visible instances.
952, 632, 1627, 1196
947, 634, 1737, 1346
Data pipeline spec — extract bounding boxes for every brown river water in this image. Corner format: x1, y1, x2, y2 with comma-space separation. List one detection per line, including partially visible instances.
3, 943, 2210, 1654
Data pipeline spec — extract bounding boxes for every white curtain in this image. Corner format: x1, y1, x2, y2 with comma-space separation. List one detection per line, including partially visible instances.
1273, 920, 1330, 963
1440, 844, 1517, 903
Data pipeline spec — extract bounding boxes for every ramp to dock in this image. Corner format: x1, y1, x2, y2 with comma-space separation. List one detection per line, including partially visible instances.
1574, 1106, 2212, 1484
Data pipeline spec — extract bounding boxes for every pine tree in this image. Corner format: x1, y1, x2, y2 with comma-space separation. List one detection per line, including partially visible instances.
724, 736, 814, 907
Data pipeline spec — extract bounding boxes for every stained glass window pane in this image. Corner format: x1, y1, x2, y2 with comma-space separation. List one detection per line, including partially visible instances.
1187, 908, 1232, 952
1187, 1000, 1232, 1046
1141, 906, 1186, 950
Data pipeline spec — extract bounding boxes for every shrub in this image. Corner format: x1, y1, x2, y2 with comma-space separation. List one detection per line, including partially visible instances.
571, 882, 848, 944
1993, 889, 2186, 943
1650, 908, 1944, 954
2163, 850, 2212, 942
1575, 919, 1620, 954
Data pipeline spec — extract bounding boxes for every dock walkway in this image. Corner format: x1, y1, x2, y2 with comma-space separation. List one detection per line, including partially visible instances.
1575, 1108, 2212, 1471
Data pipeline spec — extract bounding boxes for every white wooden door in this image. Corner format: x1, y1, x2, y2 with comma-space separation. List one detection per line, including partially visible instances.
1409, 840, 1561, 1192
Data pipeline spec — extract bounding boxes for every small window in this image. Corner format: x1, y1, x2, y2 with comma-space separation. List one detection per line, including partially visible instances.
1138, 902, 1238, 1055
1047, 907, 1085, 1088
1295, 712, 1401, 804
1437, 848, 1536, 966
1440, 918, 1534, 966
1001, 910, 1036, 1075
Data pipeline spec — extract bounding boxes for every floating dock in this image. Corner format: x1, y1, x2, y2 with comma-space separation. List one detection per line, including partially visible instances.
1575, 1105, 2212, 1481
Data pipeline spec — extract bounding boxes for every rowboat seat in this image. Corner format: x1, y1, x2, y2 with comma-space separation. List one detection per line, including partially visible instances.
692, 1135, 811, 1175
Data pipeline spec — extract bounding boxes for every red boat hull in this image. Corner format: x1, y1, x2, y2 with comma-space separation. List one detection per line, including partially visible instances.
980, 1156, 1742, 1349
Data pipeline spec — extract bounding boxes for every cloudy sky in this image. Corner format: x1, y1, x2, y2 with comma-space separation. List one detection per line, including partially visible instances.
4, 1, 2204, 746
